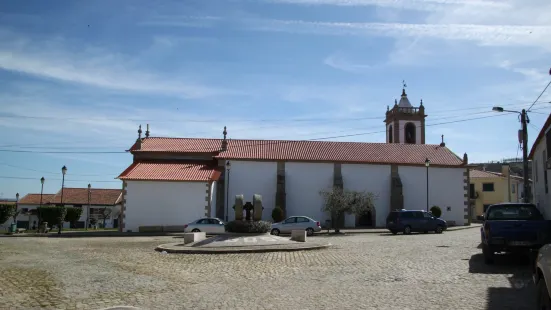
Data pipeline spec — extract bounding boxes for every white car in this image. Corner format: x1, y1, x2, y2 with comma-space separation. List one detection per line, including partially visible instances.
270, 216, 322, 236
184, 217, 226, 234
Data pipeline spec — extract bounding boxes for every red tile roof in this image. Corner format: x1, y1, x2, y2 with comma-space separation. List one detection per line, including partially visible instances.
470, 169, 529, 182
49, 188, 122, 206
19, 194, 55, 205
118, 162, 221, 182
129, 138, 465, 167
529, 112, 551, 159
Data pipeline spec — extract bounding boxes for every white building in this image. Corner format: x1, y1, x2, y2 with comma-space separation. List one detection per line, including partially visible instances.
118, 88, 472, 232
529, 113, 551, 218
13, 188, 122, 229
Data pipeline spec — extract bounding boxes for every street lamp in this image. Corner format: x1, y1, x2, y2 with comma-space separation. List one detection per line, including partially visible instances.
225, 161, 231, 222
87, 184, 91, 230
14, 193, 19, 225
492, 106, 530, 203
59, 165, 67, 234
39, 177, 45, 231
425, 158, 430, 212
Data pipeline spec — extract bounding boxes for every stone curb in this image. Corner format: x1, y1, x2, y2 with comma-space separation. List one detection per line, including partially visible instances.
316, 224, 482, 235
155, 242, 332, 254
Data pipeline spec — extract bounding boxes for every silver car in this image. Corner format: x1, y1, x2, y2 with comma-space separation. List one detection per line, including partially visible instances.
270, 216, 322, 236
184, 217, 226, 234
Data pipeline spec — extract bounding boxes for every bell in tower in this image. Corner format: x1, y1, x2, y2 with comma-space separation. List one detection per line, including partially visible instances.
384, 81, 427, 144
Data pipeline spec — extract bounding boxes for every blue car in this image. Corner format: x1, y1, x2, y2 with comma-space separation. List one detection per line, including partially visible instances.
386, 209, 447, 235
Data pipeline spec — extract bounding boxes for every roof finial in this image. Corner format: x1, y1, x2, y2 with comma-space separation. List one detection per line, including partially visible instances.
420, 99, 423, 106
402, 80, 407, 97
440, 134, 445, 147
145, 124, 150, 138
138, 124, 142, 139
394, 99, 398, 106
221, 126, 228, 151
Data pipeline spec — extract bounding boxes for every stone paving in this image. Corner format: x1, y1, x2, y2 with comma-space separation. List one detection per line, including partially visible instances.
0, 228, 535, 310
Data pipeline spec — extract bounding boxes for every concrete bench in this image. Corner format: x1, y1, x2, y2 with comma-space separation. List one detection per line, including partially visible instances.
183, 232, 207, 245
291, 230, 307, 242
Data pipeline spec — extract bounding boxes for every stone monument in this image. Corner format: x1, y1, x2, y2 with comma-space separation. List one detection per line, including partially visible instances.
253, 194, 263, 221
234, 195, 244, 221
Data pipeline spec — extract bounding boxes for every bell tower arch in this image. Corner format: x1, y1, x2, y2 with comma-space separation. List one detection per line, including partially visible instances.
385, 82, 427, 144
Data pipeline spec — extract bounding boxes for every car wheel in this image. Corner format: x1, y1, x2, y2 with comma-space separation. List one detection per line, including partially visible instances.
435, 226, 444, 234
423, 231, 428, 234
403, 226, 412, 235
191, 229, 200, 233
482, 244, 494, 264
271, 228, 280, 236
537, 278, 551, 310
390, 230, 398, 235
306, 228, 314, 236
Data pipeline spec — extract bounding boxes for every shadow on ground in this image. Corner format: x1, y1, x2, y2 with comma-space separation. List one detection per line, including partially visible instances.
469, 252, 536, 310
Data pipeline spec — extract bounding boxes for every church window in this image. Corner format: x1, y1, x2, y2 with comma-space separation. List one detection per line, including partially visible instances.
404, 123, 416, 144
388, 125, 393, 143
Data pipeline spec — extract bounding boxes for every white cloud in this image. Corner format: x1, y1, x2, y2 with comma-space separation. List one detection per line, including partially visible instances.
0, 29, 236, 99
323, 53, 371, 72
262, 0, 508, 11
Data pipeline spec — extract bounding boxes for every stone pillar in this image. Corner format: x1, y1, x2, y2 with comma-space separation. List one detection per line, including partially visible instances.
463, 152, 471, 226
275, 161, 286, 216
333, 163, 345, 228
390, 165, 404, 211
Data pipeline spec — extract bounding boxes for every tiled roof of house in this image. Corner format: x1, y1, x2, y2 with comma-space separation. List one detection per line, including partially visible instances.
118, 162, 222, 182
470, 169, 529, 182
129, 137, 465, 167
49, 188, 122, 206
19, 194, 55, 205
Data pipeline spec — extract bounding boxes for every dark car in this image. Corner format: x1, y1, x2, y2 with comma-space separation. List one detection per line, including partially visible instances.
386, 209, 447, 235
481, 203, 551, 264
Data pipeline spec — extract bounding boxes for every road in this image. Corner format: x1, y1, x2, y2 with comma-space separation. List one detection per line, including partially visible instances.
0, 228, 535, 310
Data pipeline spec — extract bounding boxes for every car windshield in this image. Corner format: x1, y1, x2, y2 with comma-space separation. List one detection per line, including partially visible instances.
486, 204, 543, 221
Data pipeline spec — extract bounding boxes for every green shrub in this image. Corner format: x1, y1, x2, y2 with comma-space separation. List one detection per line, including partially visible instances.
271, 206, 285, 223
37, 205, 67, 227
225, 220, 271, 233
64, 207, 83, 227
0, 204, 16, 226
430, 206, 442, 218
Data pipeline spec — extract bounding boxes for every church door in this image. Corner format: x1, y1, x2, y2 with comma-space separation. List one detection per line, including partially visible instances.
357, 211, 373, 227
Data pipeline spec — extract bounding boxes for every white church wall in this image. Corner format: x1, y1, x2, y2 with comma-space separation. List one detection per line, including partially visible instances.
399, 166, 465, 225
532, 137, 550, 218
210, 181, 217, 218
342, 164, 392, 227
285, 162, 334, 224
225, 161, 277, 221
124, 181, 207, 232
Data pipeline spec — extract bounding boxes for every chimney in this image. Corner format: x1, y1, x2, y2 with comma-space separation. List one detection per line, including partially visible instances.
501, 164, 510, 177
135, 124, 142, 150
145, 124, 150, 138
463, 153, 468, 165
440, 134, 446, 147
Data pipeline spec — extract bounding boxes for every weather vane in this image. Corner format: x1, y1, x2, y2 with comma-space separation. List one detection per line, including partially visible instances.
402, 80, 407, 89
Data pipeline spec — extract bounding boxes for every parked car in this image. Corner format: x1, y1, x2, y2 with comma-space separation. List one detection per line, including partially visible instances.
184, 217, 226, 234
481, 203, 551, 264
533, 244, 551, 309
386, 209, 447, 235
270, 216, 321, 236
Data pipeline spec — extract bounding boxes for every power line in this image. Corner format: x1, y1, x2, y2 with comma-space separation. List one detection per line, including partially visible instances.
0, 163, 116, 177
528, 80, 551, 111
0, 176, 120, 183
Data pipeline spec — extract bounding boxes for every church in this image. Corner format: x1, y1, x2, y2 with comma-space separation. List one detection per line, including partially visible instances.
117, 88, 471, 232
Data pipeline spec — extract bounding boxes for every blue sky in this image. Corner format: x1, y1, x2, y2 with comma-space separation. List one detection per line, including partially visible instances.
1, 0, 551, 199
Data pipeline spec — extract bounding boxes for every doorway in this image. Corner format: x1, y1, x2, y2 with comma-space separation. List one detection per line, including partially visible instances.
357, 211, 374, 227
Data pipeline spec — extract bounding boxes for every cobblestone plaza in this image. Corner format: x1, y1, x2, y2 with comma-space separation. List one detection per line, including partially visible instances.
0, 229, 534, 309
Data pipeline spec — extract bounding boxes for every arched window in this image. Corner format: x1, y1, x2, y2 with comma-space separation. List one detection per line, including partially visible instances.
405, 123, 416, 144
388, 125, 393, 143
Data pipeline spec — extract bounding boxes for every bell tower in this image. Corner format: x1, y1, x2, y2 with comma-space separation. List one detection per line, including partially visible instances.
385, 81, 427, 144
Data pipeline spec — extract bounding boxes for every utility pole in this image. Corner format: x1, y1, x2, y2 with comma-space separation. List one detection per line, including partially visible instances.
521, 109, 530, 203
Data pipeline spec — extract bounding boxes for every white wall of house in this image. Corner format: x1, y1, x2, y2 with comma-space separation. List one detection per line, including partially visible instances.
532, 135, 550, 218
342, 164, 392, 227
399, 166, 465, 225
226, 161, 277, 221
210, 181, 217, 218
285, 162, 333, 224
125, 181, 207, 232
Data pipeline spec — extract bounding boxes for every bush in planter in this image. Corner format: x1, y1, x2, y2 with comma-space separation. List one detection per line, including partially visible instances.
271, 206, 285, 223
64, 207, 83, 228
430, 206, 442, 218
0, 204, 16, 226
225, 220, 271, 233
37, 205, 67, 228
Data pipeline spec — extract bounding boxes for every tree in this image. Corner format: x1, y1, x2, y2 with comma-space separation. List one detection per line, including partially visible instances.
99, 207, 112, 228
0, 204, 16, 229
37, 205, 67, 232
319, 187, 377, 233
64, 207, 83, 228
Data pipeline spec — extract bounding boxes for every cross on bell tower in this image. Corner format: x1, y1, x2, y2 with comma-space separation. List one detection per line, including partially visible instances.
384, 81, 427, 144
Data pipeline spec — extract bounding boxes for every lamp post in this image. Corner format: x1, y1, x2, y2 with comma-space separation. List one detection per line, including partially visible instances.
87, 184, 91, 231
59, 165, 67, 234
225, 161, 231, 222
425, 158, 430, 212
14, 192, 19, 225
492, 107, 530, 203
40, 177, 45, 208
